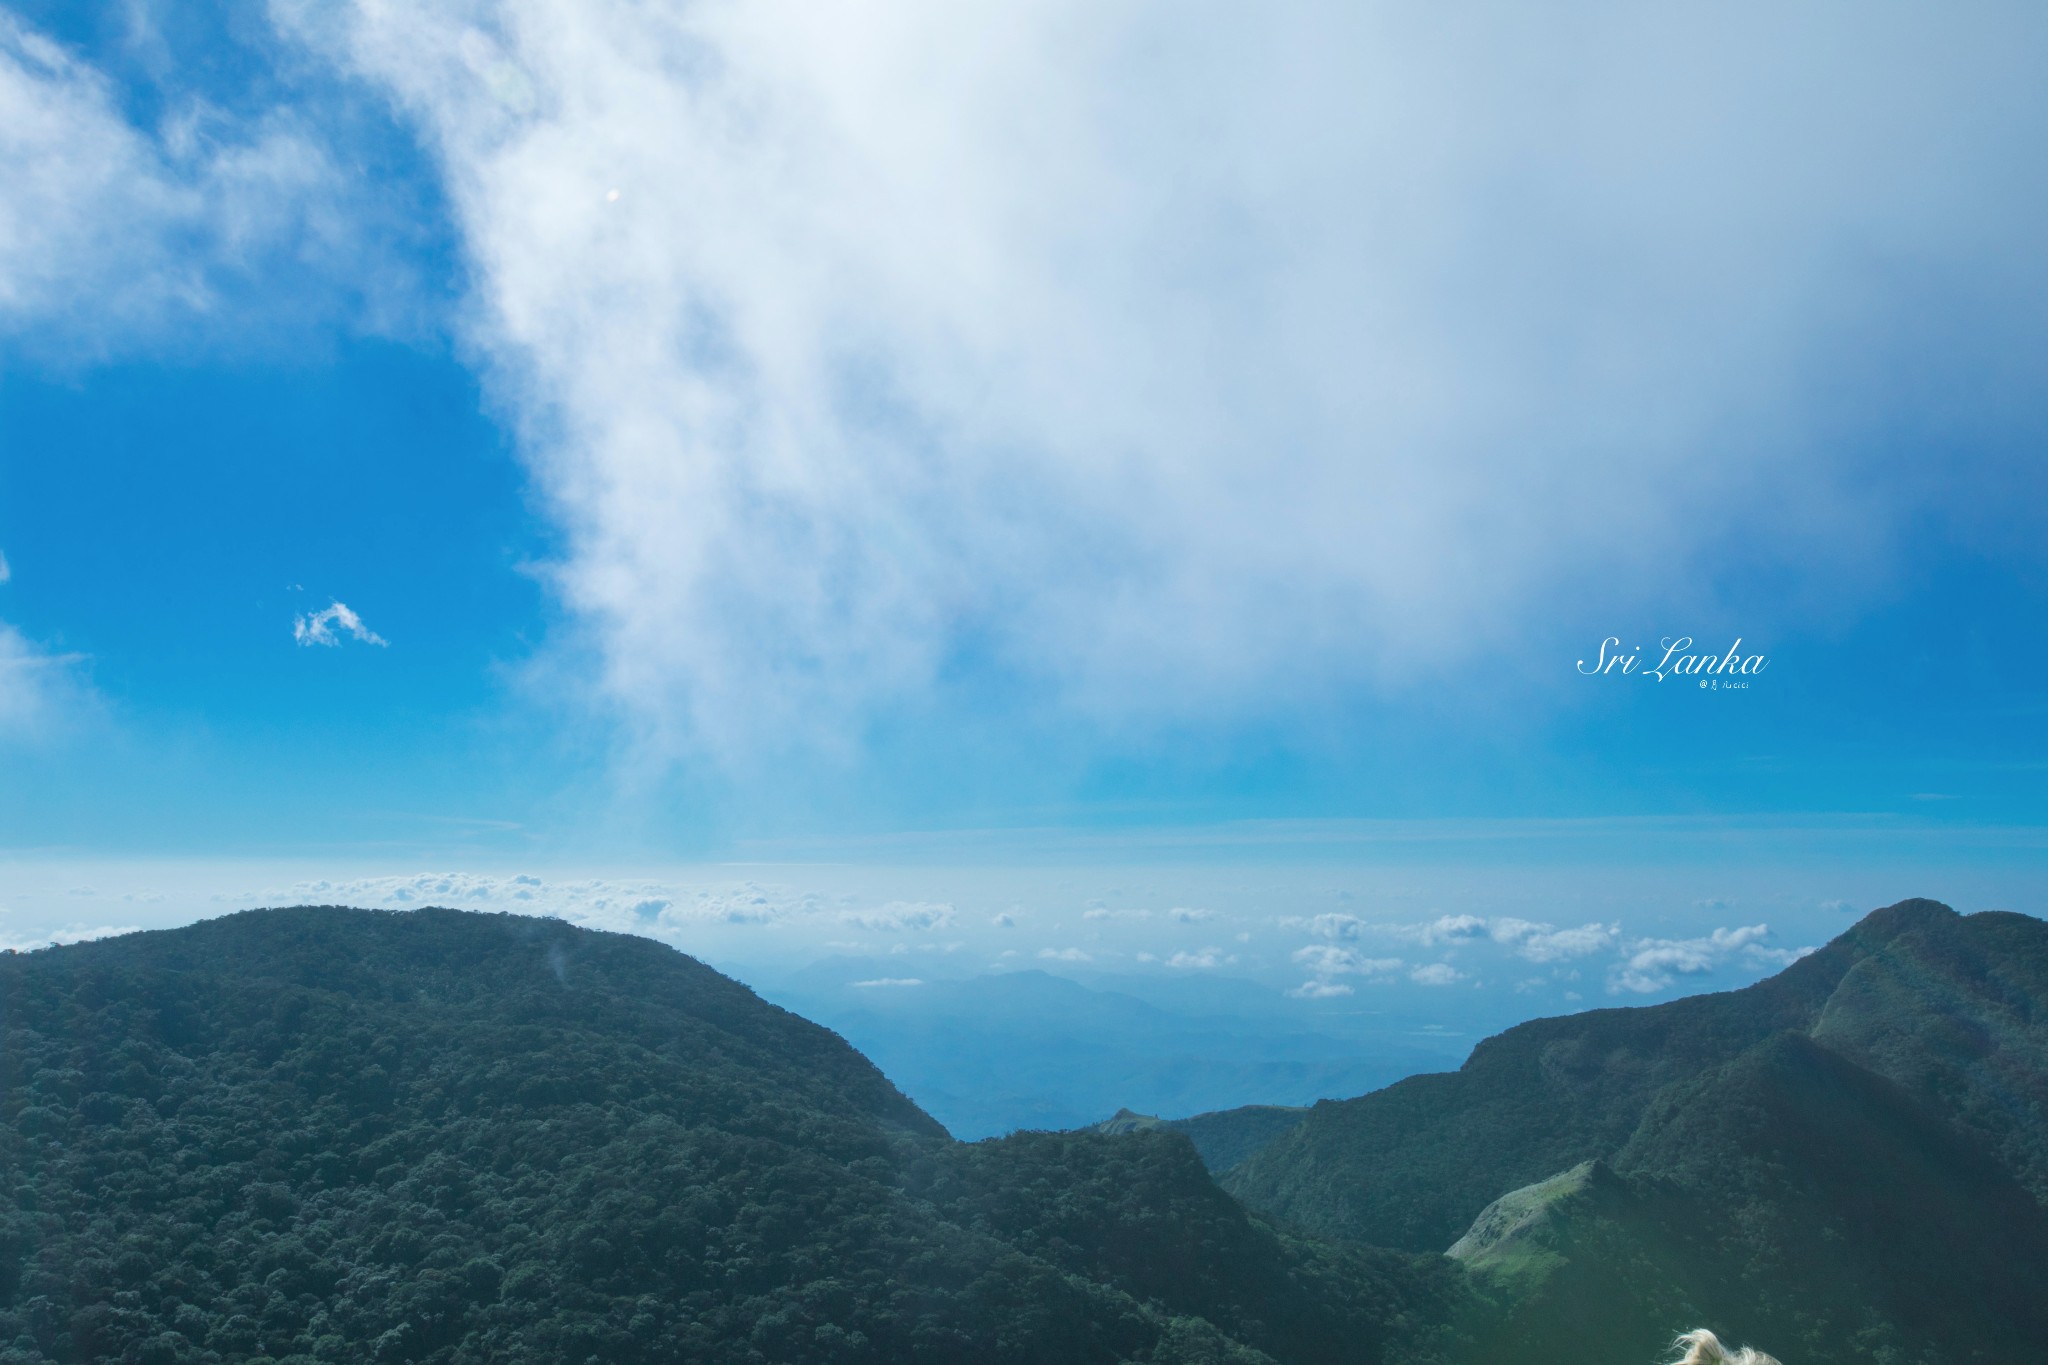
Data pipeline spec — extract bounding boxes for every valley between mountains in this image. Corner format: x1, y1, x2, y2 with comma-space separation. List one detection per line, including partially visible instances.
1, 899, 2041, 1364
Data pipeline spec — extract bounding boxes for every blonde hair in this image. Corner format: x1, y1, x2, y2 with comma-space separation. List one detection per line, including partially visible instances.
1669, 1328, 1781, 1365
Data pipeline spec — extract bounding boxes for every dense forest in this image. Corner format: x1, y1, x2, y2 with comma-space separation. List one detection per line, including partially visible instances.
0, 908, 1461, 1365
1, 900, 2043, 1364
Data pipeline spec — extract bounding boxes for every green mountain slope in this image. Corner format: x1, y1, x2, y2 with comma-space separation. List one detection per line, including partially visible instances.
1222, 899, 2042, 1251
1448, 1033, 2048, 1365
1807, 909, 2048, 1201
1093, 1106, 1308, 1175
0, 907, 1457, 1365
1218, 899, 2048, 1365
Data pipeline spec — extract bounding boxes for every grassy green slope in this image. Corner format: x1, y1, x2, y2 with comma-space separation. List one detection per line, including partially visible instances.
0, 907, 1458, 1365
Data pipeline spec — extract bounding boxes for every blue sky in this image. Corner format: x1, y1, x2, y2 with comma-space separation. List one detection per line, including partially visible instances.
2, 1, 2046, 1024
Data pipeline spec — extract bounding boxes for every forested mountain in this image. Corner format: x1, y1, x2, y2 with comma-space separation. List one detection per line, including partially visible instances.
0, 907, 1459, 1365
2, 900, 2042, 1365
1093, 1107, 1308, 1175
1220, 899, 2048, 1365
1223, 899, 2047, 1248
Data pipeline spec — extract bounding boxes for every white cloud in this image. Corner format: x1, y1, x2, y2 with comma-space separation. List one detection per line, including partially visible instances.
1489, 918, 1620, 963
1377, 914, 1489, 948
840, 900, 955, 932
0, 15, 364, 356
1287, 979, 1354, 999
1166, 947, 1232, 970
1291, 945, 1403, 980
1293, 909, 1814, 997
990, 912, 1016, 928
1084, 906, 1153, 922
0, 547, 86, 741
1306, 913, 1366, 941
293, 601, 388, 647
291, 0, 2048, 758
849, 976, 922, 988
685, 884, 790, 925
0, 922, 141, 953
1038, 947, 1093, 963
1169, 907, 1214, 924
1610, 923, 1803, 994
247, 871, 813, 937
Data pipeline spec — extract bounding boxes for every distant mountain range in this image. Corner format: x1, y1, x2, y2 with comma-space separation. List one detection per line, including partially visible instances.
1, 899, 2041, 1364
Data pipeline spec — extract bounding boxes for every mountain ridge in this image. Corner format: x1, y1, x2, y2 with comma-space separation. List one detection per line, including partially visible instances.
1220, 898, 2040, 1250
1206, 898, 2048, 1365
0, 905, 1459, 1365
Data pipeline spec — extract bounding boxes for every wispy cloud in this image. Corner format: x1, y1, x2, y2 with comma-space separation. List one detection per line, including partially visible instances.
1287, 908, 1804, 999
0, 14, 372, 358
1292, 945, 1403, 976
840, 901, 955, 932
1489, 918, 1620, 964
0, 621, 89, 741
1289, 944, 1404, 999
246, 871, 821, 937
0, 543, 92, 740
293, 601, 387, 648
1384, 915, 1490, 948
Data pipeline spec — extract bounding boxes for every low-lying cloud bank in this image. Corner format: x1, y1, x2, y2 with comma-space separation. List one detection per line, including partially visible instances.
1282, 910, 1811, 999
162, 874, 1814, 1006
